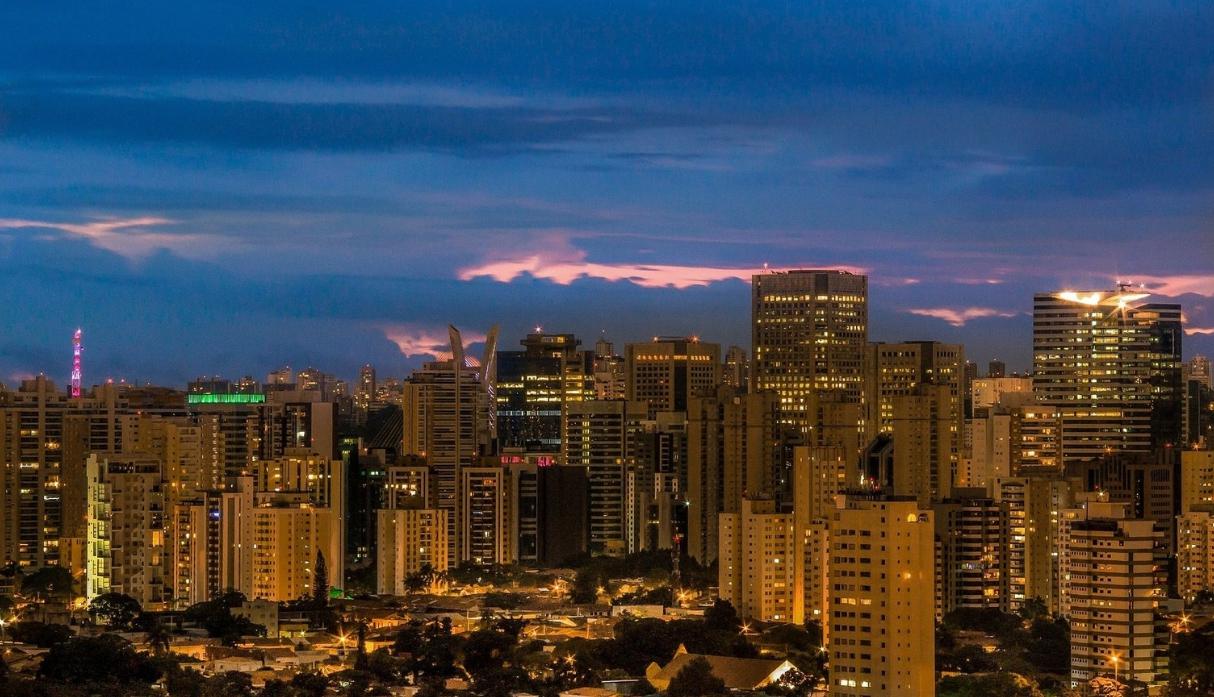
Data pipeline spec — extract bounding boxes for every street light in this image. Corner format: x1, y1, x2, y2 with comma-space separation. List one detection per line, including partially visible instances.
1109, 652, 1120, 682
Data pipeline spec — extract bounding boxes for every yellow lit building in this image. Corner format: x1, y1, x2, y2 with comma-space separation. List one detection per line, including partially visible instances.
625, 336, 721, 417
377, 508, 449, 595
828, 495, 934, 697
248, 500, 340, 603
1181, 450, 1214, 513
1177, 507, 1214, 604
85, 453, 167, 608
718, 498, 796, 622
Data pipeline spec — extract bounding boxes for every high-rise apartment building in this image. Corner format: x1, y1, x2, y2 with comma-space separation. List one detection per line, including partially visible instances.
933, 488, 1009, 616
718, 498, 796, 622
248, 499, 340, 603
402, 326, 498, 566
828, 495, 935, 697
377, 509, 449, 595
890, 384, 958, 507
969, 376, 1033, 413
0, 379, 158, 569
686, 387, 784, 563
992, 475, 1074, 614
1061, 501, 1168, 686
752, 270, 868, 432
1180, 450, 1214, 514
562, 399, 646, 555
85, 453, 167, 608
496, 333, 594, 452
1033, 289, 1183, 465
1177, 507, 1214, 604
459, 464, 513, 565
625, 337, 721, 418
376, 462, 448, 595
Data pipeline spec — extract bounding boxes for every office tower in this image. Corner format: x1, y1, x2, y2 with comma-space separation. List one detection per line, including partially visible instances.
85, 454, 167, 608
1181, 450, 1214, 513
247, 499, 340, 603
357, 364, 377, 406
1033, 289, 1183, 465
686, 387, 784, 563
751, 269, 868, 433
828, 495, 935, 697
263, 391, 338, 460
1061, 502, 1168, 686
496, 332, 593, 452
890, 384, 958, 507
969, 376, 1033, 413
459, 464, 513, 565
402, 325, 498, 566
562, 399, 646, 555
592, 337, 626, 400
987, 359, 1006, 378
718, 498, 796, 622
1177, 507, 1214, 604
0, 377, 134, 568
537, 464, 591, 566
377, 508, 449, 595
933, 488, 1009, 616
864, 341, 965, 442
294, 367, 347, 401
723, 346, 749, 391
625, 336, 721, 417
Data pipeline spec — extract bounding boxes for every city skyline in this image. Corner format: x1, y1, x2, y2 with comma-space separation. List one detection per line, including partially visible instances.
1, 3, 1212, 384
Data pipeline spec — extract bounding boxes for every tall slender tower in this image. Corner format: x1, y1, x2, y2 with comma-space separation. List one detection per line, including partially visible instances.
71, 328, 83, 398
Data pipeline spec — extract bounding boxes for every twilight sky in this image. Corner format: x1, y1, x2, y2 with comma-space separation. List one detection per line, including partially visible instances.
1, 2, 1212, 386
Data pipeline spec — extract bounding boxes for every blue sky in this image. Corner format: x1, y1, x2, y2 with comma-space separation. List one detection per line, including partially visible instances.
0, 2, 1211, 385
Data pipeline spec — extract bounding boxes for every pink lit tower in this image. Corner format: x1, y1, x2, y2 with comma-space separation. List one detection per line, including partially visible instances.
71, 328, 82, 398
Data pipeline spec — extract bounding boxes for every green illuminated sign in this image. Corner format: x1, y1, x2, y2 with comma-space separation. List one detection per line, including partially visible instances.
187, 393, 267, 404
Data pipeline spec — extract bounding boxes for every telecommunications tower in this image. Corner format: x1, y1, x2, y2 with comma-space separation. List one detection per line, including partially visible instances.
71, 329, 82, 398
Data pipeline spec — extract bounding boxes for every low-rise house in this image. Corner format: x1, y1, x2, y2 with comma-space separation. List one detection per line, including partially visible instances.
645, 645, 795, 692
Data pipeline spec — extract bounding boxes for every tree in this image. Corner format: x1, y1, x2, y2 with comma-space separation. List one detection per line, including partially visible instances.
38, 634, 161, 684
88, 592, 142, 630
290, 671, 330, 697
200, 671, 254, 697
8, 621, 72, 648
666, 656, 728, 697
313, 550, 329, 607
184, 591, 265, 645
703, 599, 741, 632
938, 672, 1043, 697
19, 567, 74, 601
1018, 597, 1049, 622
1168, 621, 1214, 696
1022, 616, 1069, 675
570, 568, 600, 604
144, 617, 173, 656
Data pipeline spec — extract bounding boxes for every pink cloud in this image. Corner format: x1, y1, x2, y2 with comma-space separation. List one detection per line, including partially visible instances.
1185, 326, 1214, 336
0, 215, 226, 259
458, 248, 867, 289
906, 306, 1020, 327
381, 325, 487, 359
1125, 275, 1214, 298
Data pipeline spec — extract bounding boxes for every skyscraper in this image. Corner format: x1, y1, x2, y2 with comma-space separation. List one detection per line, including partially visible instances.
751, 270, 868, 434
562, 399, 646, 555
864, 341, 965, 442
496, 332, 593, 452
625, 336, 721, 418
402, 325, 498, 566
1032, 289, 1182, 465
